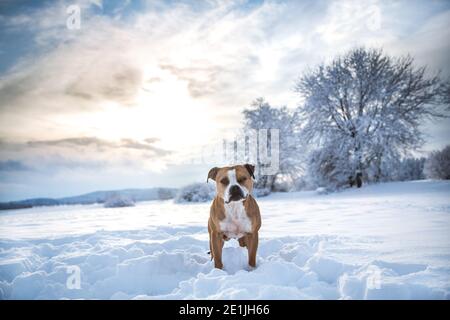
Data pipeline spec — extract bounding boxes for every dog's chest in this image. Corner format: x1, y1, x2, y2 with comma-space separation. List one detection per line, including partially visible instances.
219, 201, 252, 239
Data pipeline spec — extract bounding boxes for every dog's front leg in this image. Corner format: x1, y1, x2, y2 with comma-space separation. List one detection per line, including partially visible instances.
211, 232, 224, 269
246, 232, 258, 268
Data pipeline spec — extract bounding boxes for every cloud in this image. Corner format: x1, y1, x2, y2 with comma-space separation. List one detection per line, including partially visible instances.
27, 137, 171, 156
64, 64, 143, 103
0, 0, 293, 156
27, 137, 115, 148
0, 25, 144, 114
159, 64, 226, 98
26, 136, 170, 155
0, 160, 30, 172
0, 136, 171, 182
0, 0, 397, 121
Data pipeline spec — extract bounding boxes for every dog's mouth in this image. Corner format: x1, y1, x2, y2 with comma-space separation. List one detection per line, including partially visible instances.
225, 194, 247, 204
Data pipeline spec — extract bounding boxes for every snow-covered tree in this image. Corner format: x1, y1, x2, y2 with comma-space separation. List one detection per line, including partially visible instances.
392, 157, 426, 181
296, 48, 449, 187
103, 194, 135, 208
175, 183, 216, 203
305, 143, 357, 189
157, 188, 176, 200
242, 98, 304, 191
424, 145, 450, 180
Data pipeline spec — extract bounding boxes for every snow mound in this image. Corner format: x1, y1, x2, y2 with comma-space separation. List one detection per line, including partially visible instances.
339, 262, 449, 299
315, 187, 329, 195
1, 231, 448, 299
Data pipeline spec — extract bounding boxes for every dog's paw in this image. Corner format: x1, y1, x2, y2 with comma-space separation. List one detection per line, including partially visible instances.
246, 264, 257, 272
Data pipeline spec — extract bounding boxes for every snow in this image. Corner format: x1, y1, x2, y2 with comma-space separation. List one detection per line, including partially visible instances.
0, 180, 449, 299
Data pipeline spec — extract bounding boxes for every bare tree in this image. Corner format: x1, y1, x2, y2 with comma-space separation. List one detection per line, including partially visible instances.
296, 47, 449, 187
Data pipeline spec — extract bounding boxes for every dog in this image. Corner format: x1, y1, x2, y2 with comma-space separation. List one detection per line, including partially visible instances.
207, 164, 261, 269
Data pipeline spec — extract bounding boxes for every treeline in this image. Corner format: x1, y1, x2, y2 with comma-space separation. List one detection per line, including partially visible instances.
0, 187, 177, 211
240, 47, 450, 193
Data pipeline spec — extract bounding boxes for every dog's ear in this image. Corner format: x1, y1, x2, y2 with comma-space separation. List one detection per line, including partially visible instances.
244, 163, 255, 179
207, 167, 219, 183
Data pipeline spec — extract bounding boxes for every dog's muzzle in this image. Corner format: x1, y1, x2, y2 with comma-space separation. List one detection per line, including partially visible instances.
226, 185, 246, 203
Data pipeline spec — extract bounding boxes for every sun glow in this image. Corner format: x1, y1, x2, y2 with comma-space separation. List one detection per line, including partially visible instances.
57, 65, 217, 160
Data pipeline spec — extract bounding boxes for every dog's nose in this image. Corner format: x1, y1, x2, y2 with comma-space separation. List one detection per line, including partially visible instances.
229, 185, 242, 195
227, 185, 245, 203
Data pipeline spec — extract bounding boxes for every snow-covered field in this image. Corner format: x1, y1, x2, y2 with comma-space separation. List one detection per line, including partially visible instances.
0, 180, 449, 299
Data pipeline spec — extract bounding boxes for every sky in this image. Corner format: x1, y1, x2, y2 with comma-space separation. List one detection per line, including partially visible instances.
0, 0, 449, 201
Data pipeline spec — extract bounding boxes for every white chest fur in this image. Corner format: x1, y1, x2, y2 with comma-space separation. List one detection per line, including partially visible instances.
219, 201, 252, 239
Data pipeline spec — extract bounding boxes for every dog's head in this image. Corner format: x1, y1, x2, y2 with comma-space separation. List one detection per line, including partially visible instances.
207, 164, 255, 203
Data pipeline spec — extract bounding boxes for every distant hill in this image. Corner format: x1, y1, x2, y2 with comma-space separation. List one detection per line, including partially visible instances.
0, 187, 177, 211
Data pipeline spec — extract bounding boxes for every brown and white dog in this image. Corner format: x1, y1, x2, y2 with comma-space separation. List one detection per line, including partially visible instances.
207, 164, 261, 269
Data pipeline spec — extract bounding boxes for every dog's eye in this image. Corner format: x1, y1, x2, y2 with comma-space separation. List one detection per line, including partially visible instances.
220, 177, 229, 185
237, 177, 247, 184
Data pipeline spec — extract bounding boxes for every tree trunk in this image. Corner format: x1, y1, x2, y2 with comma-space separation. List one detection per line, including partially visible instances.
356, 172, 362, 188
